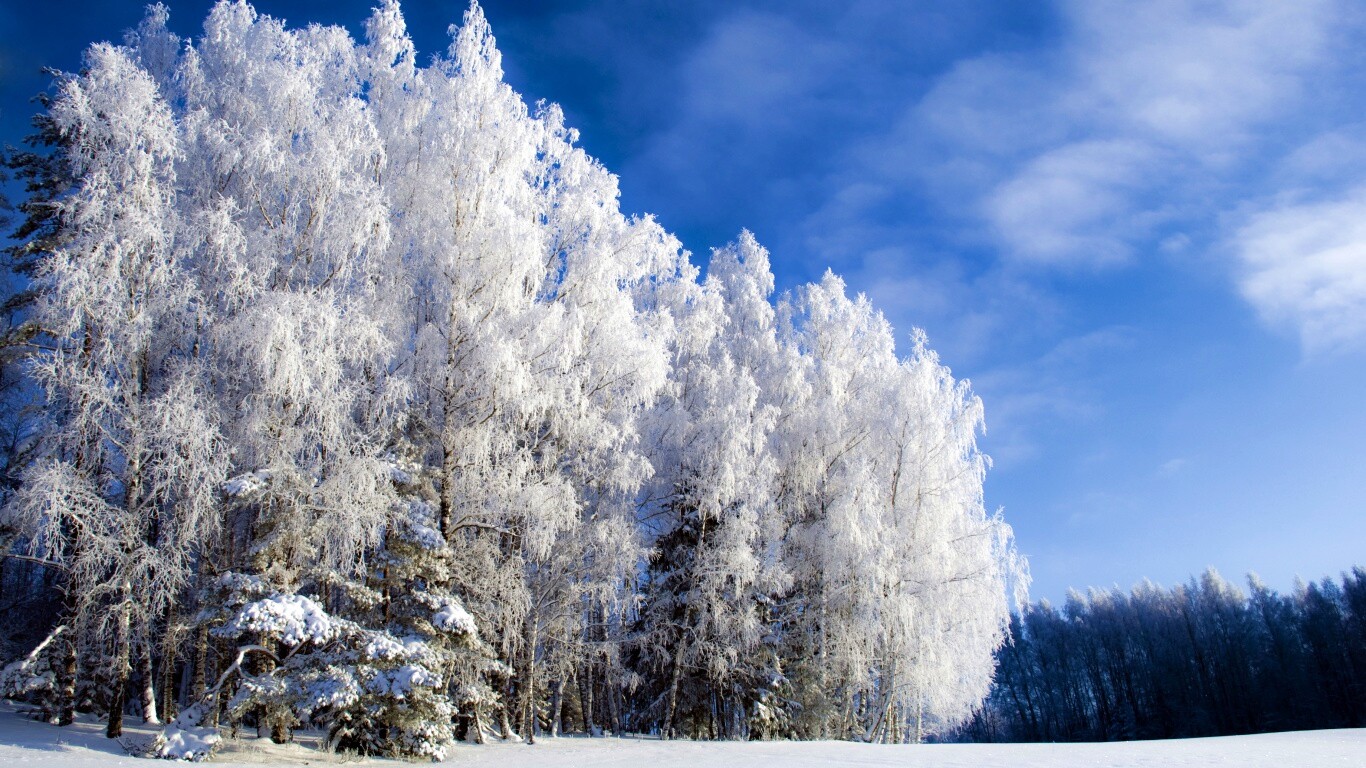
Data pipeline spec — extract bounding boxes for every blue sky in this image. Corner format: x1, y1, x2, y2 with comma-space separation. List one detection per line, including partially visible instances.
4, 0, 1366, 604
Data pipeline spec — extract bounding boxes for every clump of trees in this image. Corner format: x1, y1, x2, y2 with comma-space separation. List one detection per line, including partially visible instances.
956, 567, 1366, 743
0, 0, 1023, 759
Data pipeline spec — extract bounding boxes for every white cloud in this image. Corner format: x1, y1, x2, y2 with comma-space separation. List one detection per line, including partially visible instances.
1067, 0, 1330, 146
913, 55, 1063, 163
1158, 457, 1189, 476
679, 11, 837, 126
985, 140, 1159, 266
1273, 128, 1366, 188
573, 0, 1366, 360
906, 0, 1346, 268
1235, 188, 1366, 352
1038, 326, 1137, 367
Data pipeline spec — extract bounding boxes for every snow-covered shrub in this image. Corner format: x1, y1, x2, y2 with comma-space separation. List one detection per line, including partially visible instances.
0, 650, 55, 700
153, 703, 222, 761
0, 626, 65, 720
214, 579, 482, 760
313, 630, 456, 759
748, 691, 794, 742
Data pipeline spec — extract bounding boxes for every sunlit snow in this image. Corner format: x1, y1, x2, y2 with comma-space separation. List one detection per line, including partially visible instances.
0, 703, 1361, 768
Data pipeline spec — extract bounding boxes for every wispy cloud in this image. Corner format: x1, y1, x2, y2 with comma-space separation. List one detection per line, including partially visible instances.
1066, 1, 1329, 146
1235, 187, 1366, 352
909, 0, 1345, 269
784, 0, 1366, 362
1158, 457, 1189, 476
985, 140, 1160, 266
971, 326, 1136, 467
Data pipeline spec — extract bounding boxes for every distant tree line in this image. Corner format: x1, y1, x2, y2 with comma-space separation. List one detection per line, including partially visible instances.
955, 567, 1366, 743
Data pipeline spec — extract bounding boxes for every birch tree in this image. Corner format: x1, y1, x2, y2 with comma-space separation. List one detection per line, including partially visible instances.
175, 0, 400, 588
634, 231, 786, 738
9, 43, 225, 736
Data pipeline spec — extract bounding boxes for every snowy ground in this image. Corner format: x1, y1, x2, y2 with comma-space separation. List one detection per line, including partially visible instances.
451, 731, 1364, 767
1, 702, 1363, 767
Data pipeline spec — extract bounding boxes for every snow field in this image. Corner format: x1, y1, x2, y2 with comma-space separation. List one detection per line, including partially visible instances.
2, 703, 1363, 768
452, 731, 1366, 768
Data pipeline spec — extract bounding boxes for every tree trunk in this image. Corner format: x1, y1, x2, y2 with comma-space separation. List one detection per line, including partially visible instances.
57, 631, 78, 726
548, 679, 563, 737
139, 640, 159, 724
578, 665, 594, 734
521, 615, 538, 744
469, 701, 486, 744
268, 642, 290, 744
252, 641, 289, 743
439, 442, 456, 540
817, 594, 830, 739
438, 339, 461, 540
914, 697, 924, 744
159, 630, 178, 724
607, 667, 623, 736
709, 690, 718, 739
662, 640, 687, 739
499, 676, 514, 740
864, 701, 884, 743
208, 682, 223, 729
106, 675, 127, 738
106, 593, 133, 738
191, 624, 209, 699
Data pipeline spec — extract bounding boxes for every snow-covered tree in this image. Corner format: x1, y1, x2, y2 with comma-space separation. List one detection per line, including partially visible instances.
632, 231, 785, 739
210, 578, 474, 759
8, 42, 226, 736
365, 3, 680, 739
0, 0, 1025, 750
769, 273, 1020, 741
176, 1, 400, 588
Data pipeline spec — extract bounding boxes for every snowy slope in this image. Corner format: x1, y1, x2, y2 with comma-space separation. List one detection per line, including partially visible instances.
1, 703, 1362, 767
